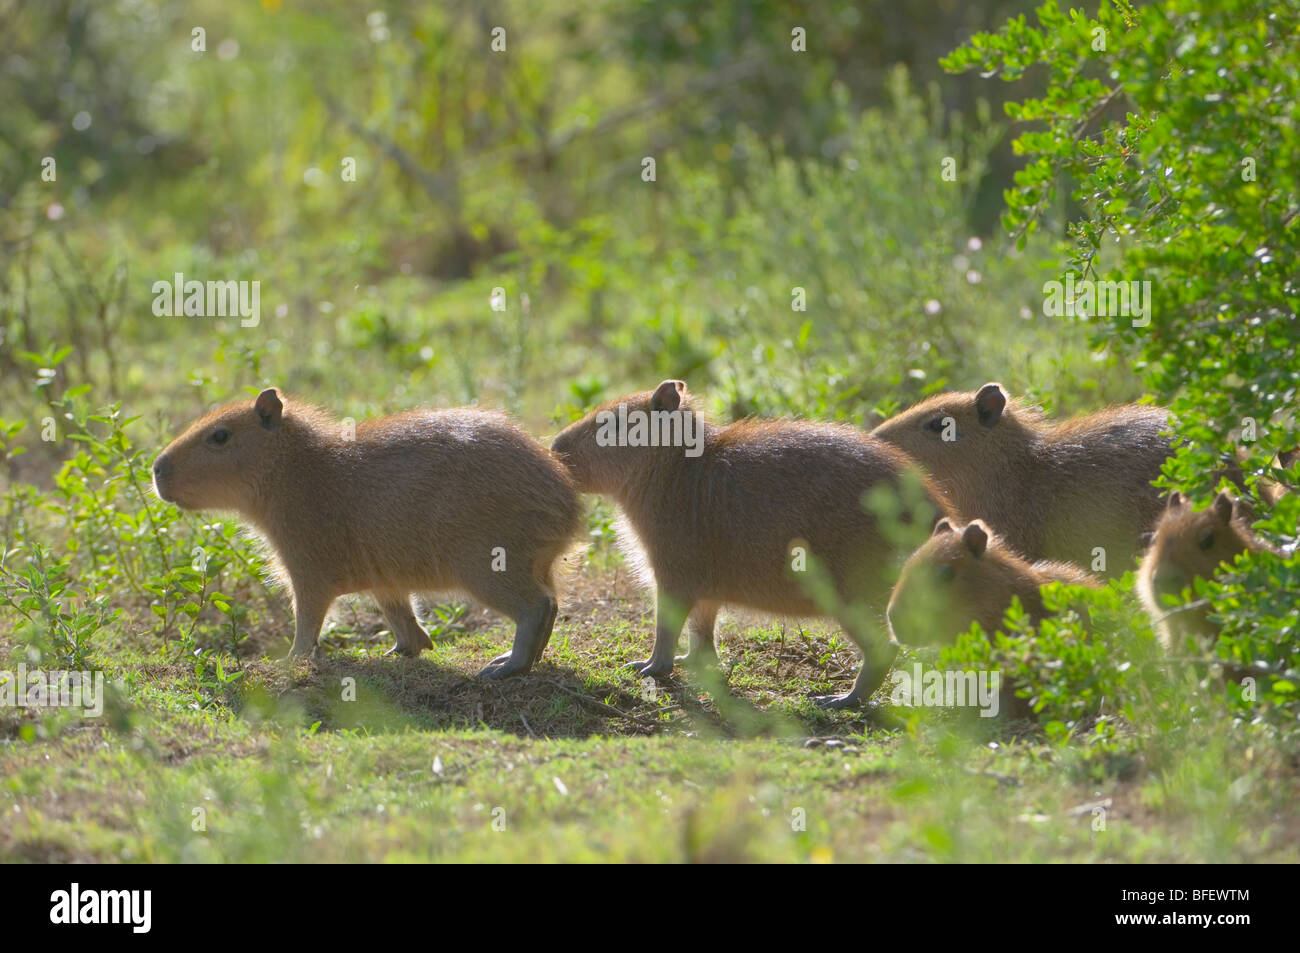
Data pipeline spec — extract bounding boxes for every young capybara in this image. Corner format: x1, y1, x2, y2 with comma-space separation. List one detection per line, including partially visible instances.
549, 379, 952, 708
1137, 490, 1275, 652
152, 388, 582, 675
886, 518, 1099, 647
871, 382, 1170, 575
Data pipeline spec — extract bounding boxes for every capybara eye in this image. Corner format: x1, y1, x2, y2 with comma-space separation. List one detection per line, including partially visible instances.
925, 416, 946, 434
1197, 531, 1215, 551
207, 428, 231, 446
935, 563, 956, 583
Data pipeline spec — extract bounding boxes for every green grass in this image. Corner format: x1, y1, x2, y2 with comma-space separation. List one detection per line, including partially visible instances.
3, 561, 1296, 863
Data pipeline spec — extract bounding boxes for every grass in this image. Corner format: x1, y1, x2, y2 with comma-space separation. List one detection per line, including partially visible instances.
3, 557, 1296, 864
1, 20, 1294, 864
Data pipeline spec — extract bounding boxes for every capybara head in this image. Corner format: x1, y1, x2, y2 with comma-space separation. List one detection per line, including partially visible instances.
885, 517, 1094, 646
152, 388, 290, 513
870, 382, 1032, 475
888, 518, 1020, 646
550, 379, 704, 495
1143, 491, 1257, 607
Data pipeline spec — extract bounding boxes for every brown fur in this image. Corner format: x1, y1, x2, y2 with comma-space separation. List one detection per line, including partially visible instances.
887, 518, 1099, 646
871, 382, 1170, 575
1137, 491, 1273, 653
1259, 448, 1297, 507
550, 379, 954, 707
153, 388, 582, 674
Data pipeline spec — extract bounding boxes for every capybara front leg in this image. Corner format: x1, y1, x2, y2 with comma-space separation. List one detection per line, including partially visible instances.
377, 595, 433, 657
677, 601, 719, 668
813, 622, 899, 710
283, 585, 332, 660
628, 588, 690, 679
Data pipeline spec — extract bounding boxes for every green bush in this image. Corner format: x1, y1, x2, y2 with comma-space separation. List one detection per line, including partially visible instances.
944, 0, 1300, 724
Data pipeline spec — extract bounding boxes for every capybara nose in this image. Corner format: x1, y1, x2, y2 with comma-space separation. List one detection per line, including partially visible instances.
1153, 567, 1186, 596
152, 455, 170, 479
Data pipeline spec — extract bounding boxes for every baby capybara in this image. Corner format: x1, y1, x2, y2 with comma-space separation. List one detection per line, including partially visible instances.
1137, 491, 1274, 652
887, 518, 1099, 646
153, 388, 582, 675
549, 379, 951, 708
871, 383, 1170, 575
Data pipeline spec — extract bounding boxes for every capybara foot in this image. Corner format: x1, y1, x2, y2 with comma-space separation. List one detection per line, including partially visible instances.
674, 651, 717, 672
383, 628, 432, 657
811, 691, 862, 710
384, 640, 428, 658
626, 658, 673, 679
477, 651, 533, 680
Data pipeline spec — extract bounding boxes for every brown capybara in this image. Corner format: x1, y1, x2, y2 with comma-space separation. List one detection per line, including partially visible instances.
871, 382, 1170, 575
152, 388, 582, 674
886, 518, 1099, 647
1259, 447, 1298, 507
1137, 490, 1275, 653
549, 379, 952, 708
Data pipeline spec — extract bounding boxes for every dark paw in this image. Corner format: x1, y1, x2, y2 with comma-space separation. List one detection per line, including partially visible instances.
478, 653, 531, 680
625, 658, 673, 679
811, 692, 862, 711
384, 642, 427, 658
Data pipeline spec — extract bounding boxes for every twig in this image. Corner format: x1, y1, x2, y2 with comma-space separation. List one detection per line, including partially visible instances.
541, 678, 678, 728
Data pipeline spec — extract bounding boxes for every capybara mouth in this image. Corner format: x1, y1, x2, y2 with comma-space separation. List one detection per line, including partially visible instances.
152, 475, 178, 505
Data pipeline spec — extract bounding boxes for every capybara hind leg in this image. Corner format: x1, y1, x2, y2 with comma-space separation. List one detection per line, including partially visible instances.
529, 594, 560, 664
478, 594, 557, 680
813, 620, 899, 710
677, 602, 719, 668
377, 595, 433, 657
628, 587, 690, 679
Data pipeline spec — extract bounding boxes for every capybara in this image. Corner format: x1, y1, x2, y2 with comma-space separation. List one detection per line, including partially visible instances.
1137, 490, 1274, 652
152, 388, 582, 675
871, 382, 1170, 575
1259, 447, 1298, 506
887, 518, 1099, 646
549, 379, 952, 708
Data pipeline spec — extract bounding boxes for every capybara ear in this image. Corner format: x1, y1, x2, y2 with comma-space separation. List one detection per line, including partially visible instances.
1213, 491, 1235, 525
1167, 491, 1184, 510
1279, 448, 1298, 469
974, 383, 1006, 427
651, 380, 686, 412
933, 517, 954, 536
255, 388, 283, 430
962, 520, 989, 557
